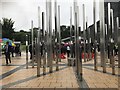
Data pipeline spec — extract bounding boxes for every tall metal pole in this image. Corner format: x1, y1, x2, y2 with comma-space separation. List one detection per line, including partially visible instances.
42, 12, 46, 75
37, 6, 41, 77
74, 6, 82, 81
31, 20, 34, 68
35, 37, 37, 65
39, 7, 42, 67
55, 0, 59, 71
99, 0, 106, 73
77, 6, 79, 76
86, 17, 88, 61
108, 3, 111, 60
74, 0, 77, 72
57, 5, 61, 70
83, 4, 86, 62
111, 9, 114, 42
110, 9, 115, 75
77, 6, 82, 81
70, 7, 72, 58
116, 17, 120, 89
42, 12, 44, 40
116, 17, 120, 68
105, 24, 108, 63
55, 0, 57, 37
77, 6, 80, 77
46, 0, 49, 67
75, 12, 79, 75
88, 28, 92, 60
26, 35, 28, 69
49, 1, 53, 73
93, 0, 97, 70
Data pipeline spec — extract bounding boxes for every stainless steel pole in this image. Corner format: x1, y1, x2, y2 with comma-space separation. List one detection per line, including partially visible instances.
93, 0, 97, 70
116, 17, 120, 68
83, 4, 86, 62
89, 38, 92, 60
117, 17, 120, 89
70, 6, 72, 59
35, 37, 37, 64
77, 6, 79, 76
46, 0, 49, 67
105, 24, 108, 63
42, 12, 46, 75
37, 31, 40, 77
75, 12, 79, 75
108, 3, 111, 61
26, 35, 28, 69
49, 1, 53, 73
55, 0, 59, 71
74, 0, 77, 72
77, 6, 82, 81
31, 20, 34, 68
42, 12, 44, 41
88, 28, 92, 60
37, 6, 41, 77
57, 5, 61, 71
74, 6, 82, 81
99, 0, 106, 73
111, 9, 114, 41
108, 3, 111, 39
86, 17, 88, 61
110, 9, 115, 75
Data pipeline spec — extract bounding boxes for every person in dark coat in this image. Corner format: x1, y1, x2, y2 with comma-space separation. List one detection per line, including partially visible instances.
4, 41, 11, 65
15, 45, 20, 56
29, 44, 32, 59
29, 43, 36, 59
11, 46, 15, 57
71, 42, 75, 58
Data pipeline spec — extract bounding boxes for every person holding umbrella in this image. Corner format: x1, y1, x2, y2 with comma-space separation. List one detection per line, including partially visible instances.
4, 41, 11, 65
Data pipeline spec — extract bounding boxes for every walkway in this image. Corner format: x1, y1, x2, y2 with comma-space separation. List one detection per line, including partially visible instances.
0, 52, 119, 90
0, 52, 79, 90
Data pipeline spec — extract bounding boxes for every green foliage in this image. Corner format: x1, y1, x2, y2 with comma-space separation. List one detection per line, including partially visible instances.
2, 18, 15, 39
14, 28, 38, 45
14, 30, 30, 44
29, 27, 38, 39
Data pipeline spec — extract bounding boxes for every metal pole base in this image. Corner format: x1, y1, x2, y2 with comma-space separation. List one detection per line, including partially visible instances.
56, 68, 59, 71
43, 73, 46, 75
103, 69, 106, 73
37, 75, 40, 77
49, 71, 53, 73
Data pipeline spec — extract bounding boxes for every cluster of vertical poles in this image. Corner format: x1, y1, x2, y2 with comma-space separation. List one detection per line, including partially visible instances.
25, 0, 120, 81
93, 0, 120, 75
28, 0, 61, 76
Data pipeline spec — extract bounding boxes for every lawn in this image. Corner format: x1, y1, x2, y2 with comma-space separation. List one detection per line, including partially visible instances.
21, 44, 26, 51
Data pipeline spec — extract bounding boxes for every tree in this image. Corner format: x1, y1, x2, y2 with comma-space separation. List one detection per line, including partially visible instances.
14, 30, 30, 44
2, 18, 15, 39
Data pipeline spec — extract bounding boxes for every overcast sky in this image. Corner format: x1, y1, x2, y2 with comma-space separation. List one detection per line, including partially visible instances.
0, 0, 101, 31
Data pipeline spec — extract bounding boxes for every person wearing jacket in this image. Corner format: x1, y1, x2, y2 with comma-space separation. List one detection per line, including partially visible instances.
4, 41, 11, 65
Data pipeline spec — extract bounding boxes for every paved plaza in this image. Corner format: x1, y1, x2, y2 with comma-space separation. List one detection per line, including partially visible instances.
0, 52, 119, 90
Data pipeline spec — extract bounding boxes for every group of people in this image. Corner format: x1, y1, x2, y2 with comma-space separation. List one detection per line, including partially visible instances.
61, 43, 73, 58
27, 41, 119, 63
4, 41, 20, 65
